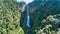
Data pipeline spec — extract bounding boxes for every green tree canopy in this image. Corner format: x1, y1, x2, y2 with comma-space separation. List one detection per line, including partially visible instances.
0, 0, 24, 34
36, 14, 60, 34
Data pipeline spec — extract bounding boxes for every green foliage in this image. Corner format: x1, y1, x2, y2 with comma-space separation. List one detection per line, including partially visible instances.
28, 1, 60, 34
36, 14, 60, 34
0, 0, 24, 34
18, 0, 60, 34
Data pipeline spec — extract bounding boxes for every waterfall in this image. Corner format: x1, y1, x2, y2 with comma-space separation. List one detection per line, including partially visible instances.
22, 4, 30, 28
27, 6, 30, 28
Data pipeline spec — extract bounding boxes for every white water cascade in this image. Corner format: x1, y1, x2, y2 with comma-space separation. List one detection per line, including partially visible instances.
22, 4, 30, 28
17, 0, 34, 28
27, 6, 30, 28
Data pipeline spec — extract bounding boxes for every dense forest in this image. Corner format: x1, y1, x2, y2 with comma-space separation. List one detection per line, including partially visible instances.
0, 0, 60, 34
0, 0, 24, 34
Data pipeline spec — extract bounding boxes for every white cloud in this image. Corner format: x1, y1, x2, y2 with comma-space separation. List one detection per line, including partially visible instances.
17, 0, 34, 4
23, 0, 34, 4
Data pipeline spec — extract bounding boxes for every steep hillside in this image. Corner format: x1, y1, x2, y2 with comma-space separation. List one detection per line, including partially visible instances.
20, 0, 60, 34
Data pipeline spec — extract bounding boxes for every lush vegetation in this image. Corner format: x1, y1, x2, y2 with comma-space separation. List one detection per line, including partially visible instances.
29, 1, 60, 34
0, 0, 60, 34
0, 0, 24, 34
36, 14, 60, 34
20, 0, 60, 34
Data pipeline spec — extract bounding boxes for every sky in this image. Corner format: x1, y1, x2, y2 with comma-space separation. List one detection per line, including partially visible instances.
17, 0, 34, 4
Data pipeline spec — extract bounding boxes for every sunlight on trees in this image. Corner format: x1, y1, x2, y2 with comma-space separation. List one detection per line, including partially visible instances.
36, 14, 60, 34
0, 0, 24, 34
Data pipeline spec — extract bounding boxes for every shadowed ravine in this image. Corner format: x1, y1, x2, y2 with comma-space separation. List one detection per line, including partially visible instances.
21, 4, 31, 34
26, 5, 31, 34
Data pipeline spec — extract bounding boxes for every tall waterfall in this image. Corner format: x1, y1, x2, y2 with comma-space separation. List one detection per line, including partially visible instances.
22, 4, 30, 28
27, 6, 30, 28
